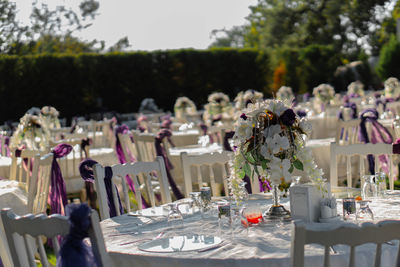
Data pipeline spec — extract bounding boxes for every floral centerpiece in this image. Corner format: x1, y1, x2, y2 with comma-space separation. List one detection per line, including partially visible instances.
384, 77, 400, 99
40, 106, 61, 129
234, 89, 264, 110
313, 84, 335, 103
174, 97, 197, 122
347, 81, 364, 97
276, 86, 295, 102
230, 100, 324, 217
203, 92, 234, 125
10, 113, 50, 150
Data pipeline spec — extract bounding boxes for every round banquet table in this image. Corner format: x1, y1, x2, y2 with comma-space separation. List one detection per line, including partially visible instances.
100, 192, 400, 267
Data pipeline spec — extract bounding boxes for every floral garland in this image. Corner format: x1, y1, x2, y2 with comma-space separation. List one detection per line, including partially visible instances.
203, 92, 234, 124
312, 83, 335, 104
40, 106, 61, 129
10, 113, 50, 150
347, 81, 364, 97
174, 97, 197, 120
384, 77, 400, 99
229, 100, 325, 201
276, 86, 295, 102
234, 89, 264, 110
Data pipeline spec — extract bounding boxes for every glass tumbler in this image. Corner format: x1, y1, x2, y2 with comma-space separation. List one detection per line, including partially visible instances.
231, 203, 248, 240
356, 200, 374, 223
200, 187, 212, 216
167, 203, 184, 236
216, 201, 231, 237
342, 197, 356, 221
375, 172, 387, 198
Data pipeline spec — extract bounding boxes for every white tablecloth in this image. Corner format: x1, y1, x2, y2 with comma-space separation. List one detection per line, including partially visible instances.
101, 193, 400, 267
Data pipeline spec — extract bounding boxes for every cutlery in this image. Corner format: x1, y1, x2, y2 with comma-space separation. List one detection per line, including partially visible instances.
197, 241, 228, 253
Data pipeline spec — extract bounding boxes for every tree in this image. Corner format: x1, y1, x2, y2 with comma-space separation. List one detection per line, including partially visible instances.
376, 35, 400, 79
212, 0, 391, 57
0, 0, 130, 54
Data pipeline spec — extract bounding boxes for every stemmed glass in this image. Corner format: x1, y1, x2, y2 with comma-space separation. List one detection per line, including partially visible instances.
361, 175, 377, 200
242, 203, 263, 226
356, 200, 374, 223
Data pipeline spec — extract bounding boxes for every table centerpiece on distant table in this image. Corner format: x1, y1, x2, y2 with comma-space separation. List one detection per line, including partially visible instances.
40, 105, 61, 129
347, 81, 365, 98
234, 89, 264, 111
384, 77, 400, 100
312, 83, 335, 112
276, 86, 295, 102
174, 96, 197, 122
203, 92, 234, 125
230, 99, 325, 219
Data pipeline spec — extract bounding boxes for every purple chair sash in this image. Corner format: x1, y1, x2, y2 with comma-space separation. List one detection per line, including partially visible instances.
80, 138, 92, 159
223, 131, 235, 151
199, 123, 215, 143
0, 136, 10, 157
155, 129, 183, 200
50, 143, 73, 215
338, 102, 357, 121
79, 159, 123, 217
358, 109, 393, 174
56, 203, 99, 267
115, 124, 136, 164
69, 117, 78, 134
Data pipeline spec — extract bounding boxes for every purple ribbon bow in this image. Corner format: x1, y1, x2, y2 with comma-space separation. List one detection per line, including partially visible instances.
199, 123, 215, 143
155, 129, 183, 200
0, 136, 10, 157
79, 159, 123, 217
50, 143, 73, 215
57, 203, 99, 267
358, 109, 393, 174
115, 124, 135, 164
223, 131, 235, 151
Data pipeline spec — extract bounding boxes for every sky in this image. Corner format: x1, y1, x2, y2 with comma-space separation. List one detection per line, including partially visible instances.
14, 0, 258, 51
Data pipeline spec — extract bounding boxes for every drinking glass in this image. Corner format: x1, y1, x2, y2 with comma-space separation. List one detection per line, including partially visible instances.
375, 172, 387, 198
361, 175, 377, 200
217, 201, 231, 237
242, 203, 263, 226
356, 200, 374, 223
189, 192, 201, 213
238, 182, 249, 204
342, 197, 356, 221
231, 203, 248, 240
167, 203, 184, 235
200, 187, 212, 217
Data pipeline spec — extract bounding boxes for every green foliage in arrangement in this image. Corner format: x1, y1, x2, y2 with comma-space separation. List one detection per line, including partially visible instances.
0, 48, 269, 123
376, 35, 400, 80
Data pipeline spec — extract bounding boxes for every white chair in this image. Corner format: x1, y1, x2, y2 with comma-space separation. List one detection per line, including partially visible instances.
117, 132, 137, 163
93, 156, 172, 220
291, 220, 400, 267
330, 142, 395, 190
180, 151, 234, 197
131, 131, 166, 162
50, 138, 90, 200
1, 208, 112, 267
9, 149, 53, 214
336, 119, 361, 145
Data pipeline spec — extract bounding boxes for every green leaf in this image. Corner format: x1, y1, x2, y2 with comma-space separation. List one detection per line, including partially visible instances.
238, 168, 245, 179
288, 164, 294, 173
243, 162, 252, 177
261, 159, 268, 170
293, 159, 304, 171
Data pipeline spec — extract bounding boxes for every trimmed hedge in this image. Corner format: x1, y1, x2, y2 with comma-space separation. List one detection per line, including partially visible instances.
376, 35, 400, 80
0, 48, 270, 123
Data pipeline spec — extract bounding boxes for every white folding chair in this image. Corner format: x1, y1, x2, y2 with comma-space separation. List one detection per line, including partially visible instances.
330, 142, 395, 190
336, 119, 361, 145
1, 208, 111, 267
131, 131, 163, 162
93, 156, 172, 220
291, 220, 400, 267
117, 132, 137, 163
50, 138, 89, 200
180, 151, 233, 197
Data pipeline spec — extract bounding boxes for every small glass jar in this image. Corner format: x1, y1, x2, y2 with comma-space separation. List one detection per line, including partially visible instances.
342, 197, 356, 221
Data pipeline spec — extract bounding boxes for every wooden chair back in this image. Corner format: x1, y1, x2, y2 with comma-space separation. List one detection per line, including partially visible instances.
180, 151, 233, 197
1, 208, 111, 267
117, 132, 137, 163
291, 220, 400, 267
335, 119, 361, 145
93, 156, 172, 220
330, 142, 394, 190
131, 131, 159, 162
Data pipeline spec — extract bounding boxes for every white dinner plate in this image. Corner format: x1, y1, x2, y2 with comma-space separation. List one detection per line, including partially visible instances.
128, 206, 169, 217
138, 235, 223, 253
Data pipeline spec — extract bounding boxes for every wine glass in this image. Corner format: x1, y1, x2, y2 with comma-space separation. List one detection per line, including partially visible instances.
238, 182, 249, 203
362, 175, 377, 200
216, 201, 231, 237
356, 200, 374, 223
167, 203, 184, 236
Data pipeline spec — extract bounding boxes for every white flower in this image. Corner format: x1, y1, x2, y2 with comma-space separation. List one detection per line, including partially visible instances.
260, 144, 274, 159
234, 118, 253, 140
263, 124, 282, 138
299, 119, 312, 135
269, 134, 290, 154
313, 84, 335, 103
384, 77, 400, 98
269, 157, 291, 183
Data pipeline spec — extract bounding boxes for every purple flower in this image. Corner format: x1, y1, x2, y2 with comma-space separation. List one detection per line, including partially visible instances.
280, 109, 296, 126
240, 113, 247, 120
